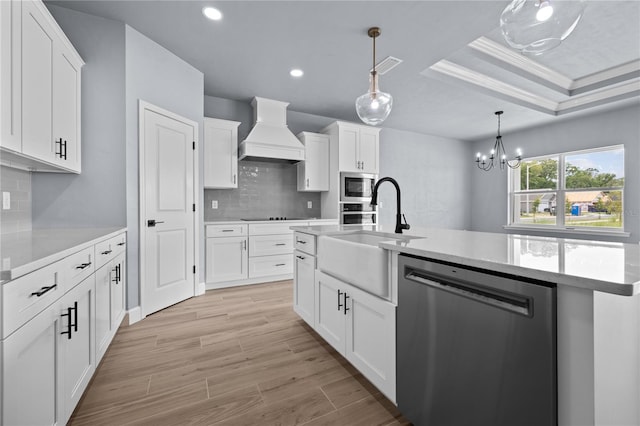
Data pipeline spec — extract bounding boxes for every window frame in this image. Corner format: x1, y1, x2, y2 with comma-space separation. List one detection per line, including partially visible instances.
507, 144, 626, 236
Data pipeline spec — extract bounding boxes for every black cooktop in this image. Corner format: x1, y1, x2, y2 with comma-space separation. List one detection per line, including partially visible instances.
240, 217, 306, 221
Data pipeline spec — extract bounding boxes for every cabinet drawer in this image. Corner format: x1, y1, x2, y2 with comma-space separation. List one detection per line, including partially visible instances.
249, 223, 299, 236
94, 238, 115, 270
60, 246, 95, 291
111, 233, 127, 256
249, 234, 293, 257
248, 254, 293, 278
294, 250, 316, 268
294, 232, 316, 255
2, 261, 62, 338
206, 224, 248, 237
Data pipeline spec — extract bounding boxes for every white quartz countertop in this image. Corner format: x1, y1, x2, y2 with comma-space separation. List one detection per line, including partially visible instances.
1, 227, 127, 281
291, 224, 640, 296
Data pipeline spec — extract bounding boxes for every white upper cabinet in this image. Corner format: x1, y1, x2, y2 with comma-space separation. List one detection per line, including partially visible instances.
323, 121, 380, 174
297, 131, 329, 192
203, 117, 241, 189
0, 0, 84, 173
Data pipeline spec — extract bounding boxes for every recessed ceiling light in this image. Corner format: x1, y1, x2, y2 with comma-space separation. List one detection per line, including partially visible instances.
203, 7, 222, 21
290, 69, 304, 78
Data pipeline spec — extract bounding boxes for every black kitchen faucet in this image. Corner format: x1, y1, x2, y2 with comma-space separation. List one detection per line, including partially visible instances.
370, 177, 410, 234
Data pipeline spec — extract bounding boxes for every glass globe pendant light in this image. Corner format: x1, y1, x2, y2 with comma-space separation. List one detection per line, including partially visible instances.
355, 27, 393, 126
500, 0, 586, 55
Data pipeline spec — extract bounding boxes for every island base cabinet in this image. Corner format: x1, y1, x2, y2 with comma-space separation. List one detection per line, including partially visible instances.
314, 271, 396, 402
293, 250, 315, 327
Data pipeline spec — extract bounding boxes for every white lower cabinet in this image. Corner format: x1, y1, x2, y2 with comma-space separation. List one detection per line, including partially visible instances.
95, 252, 126, 362
58, 275, 96, 424
1, 230, 126, 426
2, 302, 58, 425
315, 270, 396, 402
206, 235, 248, 283
2, 274, 96, 426
293, 249, 315, 327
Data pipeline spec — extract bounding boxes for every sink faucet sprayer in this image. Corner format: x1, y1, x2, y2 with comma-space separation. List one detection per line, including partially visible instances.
370, 177, 410, 234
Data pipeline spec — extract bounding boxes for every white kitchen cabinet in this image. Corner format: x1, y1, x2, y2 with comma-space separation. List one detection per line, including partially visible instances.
315, 270, 396, 402
206, 235, 248, 283
2, 302, 59, 426
57, 275, 96, 425
297, 132, 329, 192
204, 117, 241, 188
323, 121, 380, 174
294, 249, 316, 327
0, 0, 83, 173
95, 252, 126, 362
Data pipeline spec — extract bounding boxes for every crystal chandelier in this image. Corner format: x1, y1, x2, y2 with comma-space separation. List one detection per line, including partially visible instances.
355, 27, 393, 126
475, 111, 522, 171
500, 0, 586, 55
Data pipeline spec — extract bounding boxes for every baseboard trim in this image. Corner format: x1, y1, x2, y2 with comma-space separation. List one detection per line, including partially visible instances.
196, 280, 206, 296
205, 274, 293, 291
127, 306, 143, 325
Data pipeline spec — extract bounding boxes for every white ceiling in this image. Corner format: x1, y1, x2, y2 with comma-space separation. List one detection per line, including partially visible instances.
46, 0, 640, 141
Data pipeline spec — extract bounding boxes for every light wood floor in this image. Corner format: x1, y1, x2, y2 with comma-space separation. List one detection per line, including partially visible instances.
70, 280, 410, 425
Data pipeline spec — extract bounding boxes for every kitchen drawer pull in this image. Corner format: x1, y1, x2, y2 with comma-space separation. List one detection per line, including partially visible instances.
275, 263, 286, 267
30, 284, 57, 297
75, 262, 92, 270
296, 239, 307, 244
222, 229, 234, 232
296, 255, 305, 260
117, 242, 126, 246
275, 243, 287, 246
101, 249, 113, 255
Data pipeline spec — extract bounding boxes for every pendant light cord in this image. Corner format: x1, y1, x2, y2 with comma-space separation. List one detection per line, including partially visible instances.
371, 32, 377, 92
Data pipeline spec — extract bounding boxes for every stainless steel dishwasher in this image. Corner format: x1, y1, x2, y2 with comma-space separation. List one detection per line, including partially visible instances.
397, 254, 557, 426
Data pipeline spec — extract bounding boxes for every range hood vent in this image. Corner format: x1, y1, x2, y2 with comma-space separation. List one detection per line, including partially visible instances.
239, 97, 304, 163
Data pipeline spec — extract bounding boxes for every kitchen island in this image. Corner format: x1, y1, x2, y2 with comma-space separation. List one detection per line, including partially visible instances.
291, 224, 640, 426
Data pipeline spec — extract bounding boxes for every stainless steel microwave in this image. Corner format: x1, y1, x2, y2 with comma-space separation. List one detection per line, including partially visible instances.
340, 172, 377, 202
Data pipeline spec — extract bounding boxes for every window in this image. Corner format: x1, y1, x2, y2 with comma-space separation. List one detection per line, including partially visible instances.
509, 145, 624, 232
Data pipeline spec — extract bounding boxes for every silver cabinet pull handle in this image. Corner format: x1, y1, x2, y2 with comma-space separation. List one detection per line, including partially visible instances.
243, 240, 247, 250
275, 243, 286, 246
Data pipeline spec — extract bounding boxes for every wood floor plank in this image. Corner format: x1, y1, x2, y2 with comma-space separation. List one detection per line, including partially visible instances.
69, 280, 409, 425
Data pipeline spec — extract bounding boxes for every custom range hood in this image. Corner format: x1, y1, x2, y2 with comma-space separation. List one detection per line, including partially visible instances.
239, 97, 305, 163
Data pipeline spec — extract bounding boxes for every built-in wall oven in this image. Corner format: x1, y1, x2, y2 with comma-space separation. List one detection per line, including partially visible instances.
340, 172, 377, 203
340, 202, 376, 225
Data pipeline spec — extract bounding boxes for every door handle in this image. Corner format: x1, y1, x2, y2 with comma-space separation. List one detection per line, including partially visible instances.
344, 293, 350, 315
233, 174, 236, 184
147, 219, 165, 227
306, 178, 309, 188
337, 289, 343, 311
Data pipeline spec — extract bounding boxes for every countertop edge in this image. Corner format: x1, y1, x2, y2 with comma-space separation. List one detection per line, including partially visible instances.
3, 227, 127, 282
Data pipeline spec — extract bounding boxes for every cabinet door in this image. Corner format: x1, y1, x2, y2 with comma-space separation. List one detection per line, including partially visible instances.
0, 0, 22, 152
110, 255, 126, 332
94, 262, 112, 362
2, 304, 59, 426
306, 134, 329, 191
338, 124, 360, 172
52, 46, 81, 172
358, 127, 379, 174
314, 271, 346, 353
206, 236, 248, 283
293, 250, 315, 327
58, 275, 96, 425
20, 0, 54, 162
204, 118, 240, 188
345, 284, 396, 402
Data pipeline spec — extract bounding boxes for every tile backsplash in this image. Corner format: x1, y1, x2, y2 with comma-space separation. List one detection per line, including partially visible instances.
204, 160, 321, 221
0, 167, 32, 234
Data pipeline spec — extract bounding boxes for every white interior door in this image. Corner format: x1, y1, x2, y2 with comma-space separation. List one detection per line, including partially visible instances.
140, 101, 197, 316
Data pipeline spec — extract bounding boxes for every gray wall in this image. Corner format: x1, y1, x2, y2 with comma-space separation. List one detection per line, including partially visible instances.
32, 5, 126, 229
0, 167, 32, 234
469, 104, 640, 243
378, 128, 472, 230
125, 25, 204, 309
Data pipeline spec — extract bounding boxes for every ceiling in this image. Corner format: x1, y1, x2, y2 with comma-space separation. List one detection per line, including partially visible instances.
46, 0, 640, 141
